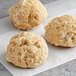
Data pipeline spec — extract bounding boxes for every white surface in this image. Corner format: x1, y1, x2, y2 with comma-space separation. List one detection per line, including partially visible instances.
1, 9, 76, 76
45, 0, 76, 18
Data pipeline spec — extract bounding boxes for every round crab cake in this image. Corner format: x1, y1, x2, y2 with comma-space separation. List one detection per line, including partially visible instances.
6, 32, 48, 68
45, 15, 76, 47
9, 0, 48, 30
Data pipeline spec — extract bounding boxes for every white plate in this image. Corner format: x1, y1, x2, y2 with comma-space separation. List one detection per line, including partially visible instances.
1, 9, 76, 76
